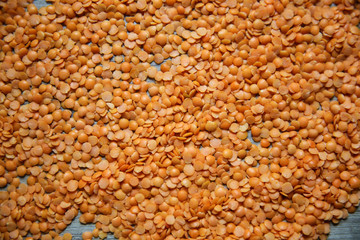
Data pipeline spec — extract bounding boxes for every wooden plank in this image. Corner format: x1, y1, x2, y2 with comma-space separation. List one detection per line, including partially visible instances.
328, 209, 360, 240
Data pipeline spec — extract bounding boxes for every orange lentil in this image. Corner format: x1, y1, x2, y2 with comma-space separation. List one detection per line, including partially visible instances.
0, 1, 359, 240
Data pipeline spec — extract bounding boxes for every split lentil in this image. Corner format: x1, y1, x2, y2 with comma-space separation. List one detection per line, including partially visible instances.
0, 0, 360, 239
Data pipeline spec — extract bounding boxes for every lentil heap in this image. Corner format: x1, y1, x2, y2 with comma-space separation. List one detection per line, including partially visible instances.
0, 0, 360, 239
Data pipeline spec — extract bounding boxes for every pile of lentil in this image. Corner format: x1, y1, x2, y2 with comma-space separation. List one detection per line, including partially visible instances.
1, 0, 360, 239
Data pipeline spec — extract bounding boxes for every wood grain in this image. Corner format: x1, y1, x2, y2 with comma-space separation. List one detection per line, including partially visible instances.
328, 209, 360, 240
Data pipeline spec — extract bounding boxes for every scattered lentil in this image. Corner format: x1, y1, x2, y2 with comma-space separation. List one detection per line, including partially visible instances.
0, 0, 360, 240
